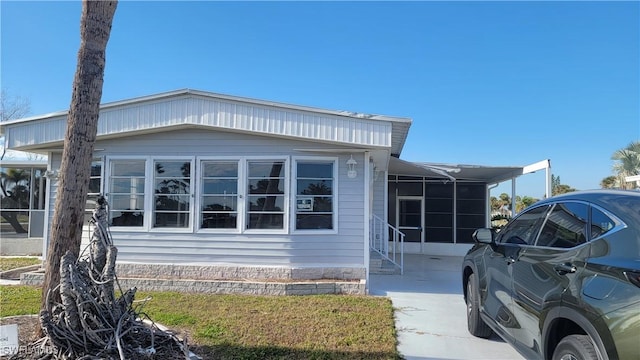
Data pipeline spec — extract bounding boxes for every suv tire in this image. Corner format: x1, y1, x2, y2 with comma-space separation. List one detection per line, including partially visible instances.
552, 334, 599, 360
466, 273, 492, 338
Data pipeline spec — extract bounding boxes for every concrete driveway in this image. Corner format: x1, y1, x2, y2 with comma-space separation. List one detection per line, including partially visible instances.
369, 254, 524, 360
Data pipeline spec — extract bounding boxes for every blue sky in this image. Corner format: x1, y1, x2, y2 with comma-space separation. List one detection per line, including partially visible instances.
2, 1, 639, 198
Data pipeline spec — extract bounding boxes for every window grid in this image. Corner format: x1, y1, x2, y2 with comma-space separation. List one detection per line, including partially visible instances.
153, 160, 191, 228
295, 161, 334, 230
246, 160, 285, 230
200, 161, 239, 230
85, 158, 103, 224
107, 158, 340, 233
108, 159, 146, 227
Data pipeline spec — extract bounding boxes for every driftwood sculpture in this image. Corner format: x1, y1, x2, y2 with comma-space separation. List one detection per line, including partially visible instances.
12, 197, 189, 360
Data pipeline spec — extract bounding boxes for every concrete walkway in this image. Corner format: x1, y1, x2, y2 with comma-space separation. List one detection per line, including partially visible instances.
369, 254, 524, 360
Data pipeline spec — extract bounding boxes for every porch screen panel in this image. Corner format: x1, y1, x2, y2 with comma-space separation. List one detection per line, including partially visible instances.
109, 160, 145, 227
456, 183, 486, 243
387, 178, 398, 227
247, 160, 285, 229
295, 161, 334, 230
200, 161, 238, 229
398, 199, 422, 242
154, 160, 191, 228
0, 166, 46, 236
425, 182, 453, 243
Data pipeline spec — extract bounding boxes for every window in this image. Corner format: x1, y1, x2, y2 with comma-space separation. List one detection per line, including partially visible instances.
106, 156, 342, 233
85, 158, 103, 223
497, 205, 550, 245
295, 161, 335, 230
591, 207, 616, 239
153, 160, 192, 228
0, 166, 46, 236
200, 161, 239, 229
536, 202, 588, 248
88, 159, 103, 201
247, 160, 285, 230
109, 159, 145, 227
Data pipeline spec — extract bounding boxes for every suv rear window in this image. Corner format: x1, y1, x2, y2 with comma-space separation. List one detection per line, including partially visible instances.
591, 207, 616, 239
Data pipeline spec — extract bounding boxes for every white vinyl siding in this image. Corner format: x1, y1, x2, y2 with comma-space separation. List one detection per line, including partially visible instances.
372, 168, 386, 220
46, 129, 367, 267
4, 91, 408, 155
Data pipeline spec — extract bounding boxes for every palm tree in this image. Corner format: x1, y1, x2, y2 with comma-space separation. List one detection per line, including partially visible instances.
600, 176, 618, 189
42, 0, 118, 312
611, 141, 640, 189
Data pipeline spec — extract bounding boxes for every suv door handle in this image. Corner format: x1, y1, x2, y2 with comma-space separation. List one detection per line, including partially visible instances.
554, 263, 577, 275
505, 257, 516, 265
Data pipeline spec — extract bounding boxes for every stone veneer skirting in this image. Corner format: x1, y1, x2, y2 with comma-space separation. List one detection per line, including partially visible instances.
114, 263, 366, 281
20, 264, 367, 295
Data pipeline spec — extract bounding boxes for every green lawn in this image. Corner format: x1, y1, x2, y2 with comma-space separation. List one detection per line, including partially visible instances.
0, 285, 400, 359
0, 257, 41, 272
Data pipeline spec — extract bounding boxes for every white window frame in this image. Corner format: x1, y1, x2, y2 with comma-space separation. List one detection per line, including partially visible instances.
86, 156, 104, 211
83, 157, 104, 236
105, 156, 150, 233
243, 156, 290, 235
149, 156, 196, 233
196, 156, 242, 234
291, 156, 338, 234
105, 155, 303, 235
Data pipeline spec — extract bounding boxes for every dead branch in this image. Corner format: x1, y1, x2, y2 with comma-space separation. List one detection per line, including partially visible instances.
11, 197, 189, 360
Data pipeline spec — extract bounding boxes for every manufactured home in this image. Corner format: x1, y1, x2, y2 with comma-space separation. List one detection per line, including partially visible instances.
0, 89, 548, 293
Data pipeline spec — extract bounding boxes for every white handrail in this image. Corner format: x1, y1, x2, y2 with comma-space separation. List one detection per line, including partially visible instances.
370, 214, 404, 274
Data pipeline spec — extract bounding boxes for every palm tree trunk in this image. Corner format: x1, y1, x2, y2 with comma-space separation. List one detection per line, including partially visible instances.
41, 0, 118, 315
0, 213, 28, 234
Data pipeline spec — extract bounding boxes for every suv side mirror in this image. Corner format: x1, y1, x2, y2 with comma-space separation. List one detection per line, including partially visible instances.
472, 228, 494, 244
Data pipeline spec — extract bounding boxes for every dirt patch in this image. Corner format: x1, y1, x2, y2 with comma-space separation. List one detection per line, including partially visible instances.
0, 315, 40, 345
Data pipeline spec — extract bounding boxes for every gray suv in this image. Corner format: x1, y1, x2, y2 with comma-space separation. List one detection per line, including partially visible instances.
462, 190, 640, 360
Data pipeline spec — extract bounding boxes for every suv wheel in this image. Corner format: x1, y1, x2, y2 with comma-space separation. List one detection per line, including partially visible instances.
552, 334, 599, 360
466, 273, 492, 338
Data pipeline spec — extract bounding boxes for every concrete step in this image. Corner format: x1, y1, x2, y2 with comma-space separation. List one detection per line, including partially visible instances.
370, 265, 400, 275
369, 253, 401, 275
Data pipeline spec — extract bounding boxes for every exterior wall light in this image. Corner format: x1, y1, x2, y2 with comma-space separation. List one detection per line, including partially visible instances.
346, 155, 358, 179
44, 169, 59, 179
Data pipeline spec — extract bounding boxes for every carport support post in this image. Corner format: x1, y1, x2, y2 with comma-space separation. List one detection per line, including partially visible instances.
522, 159, 552, 199
511, 180, 517, 216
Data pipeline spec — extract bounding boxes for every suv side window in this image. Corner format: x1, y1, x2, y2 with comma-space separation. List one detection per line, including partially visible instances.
590, 207, 615, 239
536, 202, 588, 248
497, 205, 550, 245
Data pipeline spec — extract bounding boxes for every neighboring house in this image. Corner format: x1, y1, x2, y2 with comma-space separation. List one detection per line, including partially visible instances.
0, 89, 543, 292
0, 159, 48, 256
